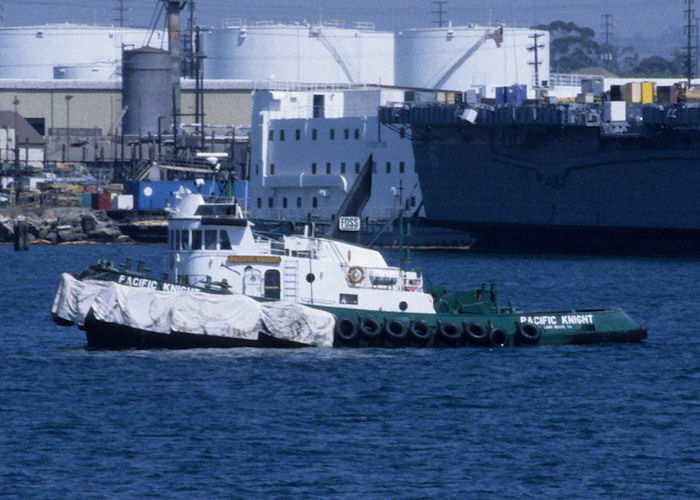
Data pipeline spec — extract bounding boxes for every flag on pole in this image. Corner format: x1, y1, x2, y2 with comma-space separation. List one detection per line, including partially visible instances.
490, 25, 504, 48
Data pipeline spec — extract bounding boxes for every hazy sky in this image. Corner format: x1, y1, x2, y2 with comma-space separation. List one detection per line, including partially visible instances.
1, 0, 687, 56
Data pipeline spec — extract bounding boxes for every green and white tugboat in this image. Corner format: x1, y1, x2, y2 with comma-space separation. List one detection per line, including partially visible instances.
52, 189, 647, 349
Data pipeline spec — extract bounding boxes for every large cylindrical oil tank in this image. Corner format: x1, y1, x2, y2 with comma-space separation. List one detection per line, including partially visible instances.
0, 24, 166, 80
395, 26, 549, 93
202, 22, 394, 85
122, 48, 177, 136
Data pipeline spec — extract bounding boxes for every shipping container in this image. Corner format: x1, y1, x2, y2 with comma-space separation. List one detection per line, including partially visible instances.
495, 87, 507, 105
610, 85, 623, 101
641, 81, 656, 104
78, 193, 92, 207
581, 78, 604, 97
91, 192, 111, 211
625, 82, 642, 104
506, 85, 527, 106
603, 101, 627, 122
111, 194, 134, 210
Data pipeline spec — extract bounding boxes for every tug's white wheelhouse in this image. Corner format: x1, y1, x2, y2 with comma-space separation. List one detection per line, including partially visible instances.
166, 193, 435, 313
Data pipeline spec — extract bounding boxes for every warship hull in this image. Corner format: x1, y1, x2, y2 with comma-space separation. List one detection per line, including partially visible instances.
383, 104, 700, 254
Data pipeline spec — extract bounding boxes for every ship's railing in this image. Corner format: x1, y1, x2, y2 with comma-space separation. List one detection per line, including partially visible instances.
344, 265, 423, 292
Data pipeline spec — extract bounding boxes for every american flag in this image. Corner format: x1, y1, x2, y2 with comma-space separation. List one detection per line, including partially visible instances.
490, 25, 503, 48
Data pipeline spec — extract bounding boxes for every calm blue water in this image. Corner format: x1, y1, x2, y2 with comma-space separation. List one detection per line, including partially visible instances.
1, 243, 699, 498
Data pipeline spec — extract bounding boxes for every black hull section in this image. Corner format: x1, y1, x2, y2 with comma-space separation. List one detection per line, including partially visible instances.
428, 220, 700, 255
84, 312, 309, 350
396, 108, 700, 256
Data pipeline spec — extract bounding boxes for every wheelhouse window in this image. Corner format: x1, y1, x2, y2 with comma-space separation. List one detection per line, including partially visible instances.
295, 129, 301, 140
340, 162, 346, 174
204, 230, 217, 250
326, 162, 331, 174
312, 197, 318, 208
354, 128, 360, 139
400, 161, 405, 173
355, 162, 360, 173
312, 129, 317, 140
268, 130, 274, 141
344, 128, 349, 139
311, 162, 317, 174
181, 230, 190, 250
191, 230, 202, 250
220, 230, 232, 250
329, 129, 335, 140
279, 129, 285, 141
296, 197, 302, 208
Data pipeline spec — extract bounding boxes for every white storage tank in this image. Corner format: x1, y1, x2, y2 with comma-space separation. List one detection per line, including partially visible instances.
53, 63, 118, 80
0, 24, 166, 80
202, 21, 394, 85
395, 25, 550, 93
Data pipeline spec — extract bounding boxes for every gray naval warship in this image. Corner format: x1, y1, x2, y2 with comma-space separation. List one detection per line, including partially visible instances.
380, 102, 700, 254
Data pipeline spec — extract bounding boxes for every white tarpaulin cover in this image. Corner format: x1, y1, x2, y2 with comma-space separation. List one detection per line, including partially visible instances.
261, 301, 335, 347
52, 273, 335, 346
51, 273, 112, 327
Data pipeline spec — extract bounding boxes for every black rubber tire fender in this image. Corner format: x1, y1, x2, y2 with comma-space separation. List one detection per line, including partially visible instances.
464, 322, 489, 346
488, 327, 509, 347
515, 322, 541, 346
437, 321, 462, 346
359, 317, 382, 340
384, 319, 408, 343
334, 317, 359, 345
409, 320, 433, 345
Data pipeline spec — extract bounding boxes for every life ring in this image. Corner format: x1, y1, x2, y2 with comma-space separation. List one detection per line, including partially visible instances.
334, 317, 359, 346
515, 322, 541, 346
347, 266, 365, 284
404, 278, 419, 292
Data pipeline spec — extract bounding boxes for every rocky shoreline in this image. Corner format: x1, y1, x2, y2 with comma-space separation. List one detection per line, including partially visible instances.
0, 206, 127, 245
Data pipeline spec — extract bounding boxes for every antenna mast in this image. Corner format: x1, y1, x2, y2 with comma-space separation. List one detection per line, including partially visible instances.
431, 1, 448, 28
601, 14, 614, 68
685, 0, 697, 87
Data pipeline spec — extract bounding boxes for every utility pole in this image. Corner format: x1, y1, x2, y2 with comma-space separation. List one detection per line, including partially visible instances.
684, 0, 697, 87
528, 33, 544, 97
601, 14, 614, 68
431, 1, 448, 28
113, 0, 126, 27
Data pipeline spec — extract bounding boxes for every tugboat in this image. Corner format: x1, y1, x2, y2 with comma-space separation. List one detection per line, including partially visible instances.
52, 189, 647, 349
